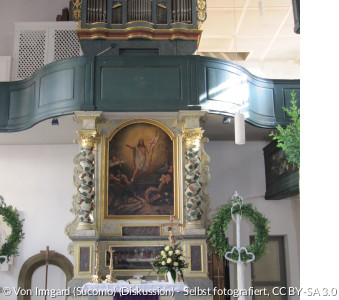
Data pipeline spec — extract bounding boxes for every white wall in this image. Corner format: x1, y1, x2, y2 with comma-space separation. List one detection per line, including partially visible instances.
0, 144, 77, 300
205, 141, 300, 299
0, 0, 71, 56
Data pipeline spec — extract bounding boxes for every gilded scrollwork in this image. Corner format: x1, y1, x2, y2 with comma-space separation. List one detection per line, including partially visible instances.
72, 0, 83, 21
196, 0, 207, 27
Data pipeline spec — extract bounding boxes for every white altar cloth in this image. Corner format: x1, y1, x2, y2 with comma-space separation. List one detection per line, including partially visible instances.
82, 281, 187, 295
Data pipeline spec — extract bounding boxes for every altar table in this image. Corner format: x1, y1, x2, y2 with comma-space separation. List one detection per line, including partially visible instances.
82, 281, 187, 300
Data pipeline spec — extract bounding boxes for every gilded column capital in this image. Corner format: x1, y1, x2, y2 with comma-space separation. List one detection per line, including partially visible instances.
182, 128, 204, 147
77, 130, 100, 149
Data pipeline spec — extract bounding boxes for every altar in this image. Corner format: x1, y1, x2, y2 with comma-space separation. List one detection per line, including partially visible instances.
65, 111, 213, 299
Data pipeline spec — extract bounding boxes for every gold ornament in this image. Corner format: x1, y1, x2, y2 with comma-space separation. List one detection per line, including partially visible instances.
72, 0, 83, 21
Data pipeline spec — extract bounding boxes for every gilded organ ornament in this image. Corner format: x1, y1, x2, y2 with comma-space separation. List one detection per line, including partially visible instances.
197, 0, 207, 26
72, 0, 83, 21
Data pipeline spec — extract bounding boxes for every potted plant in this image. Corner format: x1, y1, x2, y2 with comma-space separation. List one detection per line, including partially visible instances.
270, 90, 300, 168
152, 243, 188, 283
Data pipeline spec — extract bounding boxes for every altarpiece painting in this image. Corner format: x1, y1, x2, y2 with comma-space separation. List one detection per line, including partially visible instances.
105, 121, 175, 218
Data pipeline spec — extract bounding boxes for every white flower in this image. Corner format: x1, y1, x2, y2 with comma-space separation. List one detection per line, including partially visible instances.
162, 254, 167, 258
175, 249, 181, 255
161, 261, 166, 265
179, 256, 184, 260
173, 262, 178, 266
165, 246, 170, 251
167, 258, 172, 264
168, 251, 173, 256
161, 251, 165, 255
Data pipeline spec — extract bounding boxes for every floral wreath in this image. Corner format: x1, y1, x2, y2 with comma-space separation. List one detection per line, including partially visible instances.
0, 196, 25, 264
207, 194, 269, 262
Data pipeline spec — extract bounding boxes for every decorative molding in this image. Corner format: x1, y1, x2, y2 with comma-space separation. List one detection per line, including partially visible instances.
76, 27, 202, 41
74, 111, 103, 130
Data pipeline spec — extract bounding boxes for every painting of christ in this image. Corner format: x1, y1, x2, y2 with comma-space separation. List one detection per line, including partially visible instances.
106, 121, 175, 217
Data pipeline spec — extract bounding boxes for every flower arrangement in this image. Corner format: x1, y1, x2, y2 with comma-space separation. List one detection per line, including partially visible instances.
152, 243, 188, 282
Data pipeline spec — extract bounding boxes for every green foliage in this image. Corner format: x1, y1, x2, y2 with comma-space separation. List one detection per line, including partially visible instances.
152, 243, 189, 281
270, 91, 300, 168
0, 197, 25, 264
207, 203, 270, 262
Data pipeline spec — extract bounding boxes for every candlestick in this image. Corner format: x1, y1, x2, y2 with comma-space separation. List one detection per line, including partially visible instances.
90, 243, 102, 283
105, 248, 117, 283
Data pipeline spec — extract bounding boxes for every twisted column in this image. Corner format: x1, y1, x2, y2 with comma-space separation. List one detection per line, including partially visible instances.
76, 131, 97, 229
73, 111, 102, 231
183, 128, 204, 228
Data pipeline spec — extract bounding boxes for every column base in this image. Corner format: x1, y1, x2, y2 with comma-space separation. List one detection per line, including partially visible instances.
76, 222, 96, 232
184, 221, 205, 235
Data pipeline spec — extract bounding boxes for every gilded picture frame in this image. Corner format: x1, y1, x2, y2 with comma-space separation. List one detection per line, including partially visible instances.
104, 119, 179, 220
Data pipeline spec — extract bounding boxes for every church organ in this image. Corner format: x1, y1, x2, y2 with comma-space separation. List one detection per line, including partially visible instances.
83, 0, 193, 25
86, 0, 107, 23
74, 0, 206, 56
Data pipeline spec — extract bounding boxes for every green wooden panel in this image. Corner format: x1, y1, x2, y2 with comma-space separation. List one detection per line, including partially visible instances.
39, 69, 75, 107
95, 56, 190, 111
9, 83, 35, 119
248, 86, 275, 117
99, 66, 181, 104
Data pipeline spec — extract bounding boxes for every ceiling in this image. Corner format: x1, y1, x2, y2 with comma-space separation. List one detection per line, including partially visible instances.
0, 0, 298, 145
198, 0, 299, 64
